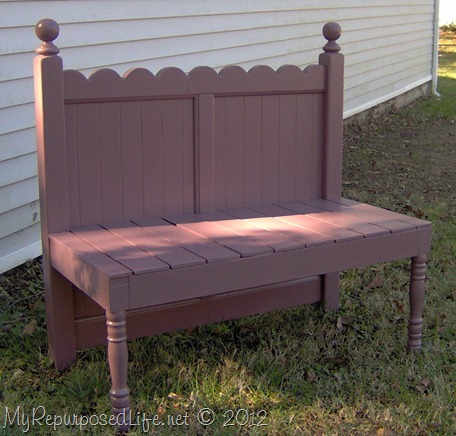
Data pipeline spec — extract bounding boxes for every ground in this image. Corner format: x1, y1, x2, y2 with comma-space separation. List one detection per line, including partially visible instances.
343, 106, 456, 218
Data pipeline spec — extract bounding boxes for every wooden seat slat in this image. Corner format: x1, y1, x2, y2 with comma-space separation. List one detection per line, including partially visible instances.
221, 208, 328, 250
223, 203, 362, 243
278, 201, 390, 237
164, 211, 231, 224
209, 218, 306, 252
50, 232, 132, 279
134, 217, 240, 263
71, 225, 170, 274
104, 222, 206, 269
304, 199, 416, 233
276, 213, 363, 242
339, 198, 432, 228
221, 207, 268, 220
173, 221, 273, 257
250, 203, 322, 217
239, 204, 362, 242
241, 216, 336, 247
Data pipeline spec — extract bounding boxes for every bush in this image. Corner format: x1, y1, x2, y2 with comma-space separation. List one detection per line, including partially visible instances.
440, 22, 456, 33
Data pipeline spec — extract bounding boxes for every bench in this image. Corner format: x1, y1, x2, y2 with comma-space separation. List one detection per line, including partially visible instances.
34, 19, 432, 430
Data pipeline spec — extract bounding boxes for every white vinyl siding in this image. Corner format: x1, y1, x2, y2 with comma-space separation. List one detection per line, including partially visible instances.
0, 0, 437, 273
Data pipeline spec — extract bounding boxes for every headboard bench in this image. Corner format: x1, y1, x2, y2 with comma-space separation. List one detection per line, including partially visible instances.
34, 19, 431, 431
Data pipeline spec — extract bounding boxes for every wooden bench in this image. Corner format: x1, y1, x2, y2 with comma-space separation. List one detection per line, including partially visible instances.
34, 19, 432, 430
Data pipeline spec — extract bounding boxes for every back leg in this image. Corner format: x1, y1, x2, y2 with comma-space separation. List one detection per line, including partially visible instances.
323, 272, 340, 311
44, 266, 77, 370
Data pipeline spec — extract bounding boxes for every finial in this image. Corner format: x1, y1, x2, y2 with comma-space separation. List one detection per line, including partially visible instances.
322, 22, 342, 53
35, 18, 60, 55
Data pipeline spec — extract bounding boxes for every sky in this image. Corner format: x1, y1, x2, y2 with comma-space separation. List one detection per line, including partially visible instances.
439, 0, 456, 25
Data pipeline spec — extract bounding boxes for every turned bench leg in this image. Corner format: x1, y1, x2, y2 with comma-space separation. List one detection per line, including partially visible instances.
106, 310, 131, 431
407, 255, 427, 351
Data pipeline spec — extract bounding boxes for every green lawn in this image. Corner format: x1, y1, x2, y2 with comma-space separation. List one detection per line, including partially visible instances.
417, 29, 456, 119
0, 33, 455, 435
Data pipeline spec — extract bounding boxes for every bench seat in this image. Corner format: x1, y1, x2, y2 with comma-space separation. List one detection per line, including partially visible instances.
50, 198, 431, 313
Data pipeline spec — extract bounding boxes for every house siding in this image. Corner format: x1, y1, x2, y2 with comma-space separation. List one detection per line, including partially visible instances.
0, 0, 437, 273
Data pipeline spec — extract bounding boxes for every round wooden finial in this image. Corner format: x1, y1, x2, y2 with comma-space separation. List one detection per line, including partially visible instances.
35, 18, 60, 55
322, 22, 342, 53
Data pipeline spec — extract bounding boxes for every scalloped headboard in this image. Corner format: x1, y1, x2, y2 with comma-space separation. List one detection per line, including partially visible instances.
35, 22, 344, 233
62, 64, 329, 228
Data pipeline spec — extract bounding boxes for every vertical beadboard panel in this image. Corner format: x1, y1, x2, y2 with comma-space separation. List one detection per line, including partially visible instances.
142, 100, 164, 217
98, 103, 123, 224
161, 100, 182, 215
65, 98, 195, 225
75, 104, 102, 226
64, 104, 80, 229
261, 95, 280, 205
295, 94, 313, 201
196, 94, 216, 213
311, 94, 324, 199
161, 99, 195, 216
244, 96, 263, 206
279, 95, 298, 203
182, 98, 195, 214
120, 101, 144, 221
214, 97, 227, 210
212, 92, 325, 209
225, 96, 245, 209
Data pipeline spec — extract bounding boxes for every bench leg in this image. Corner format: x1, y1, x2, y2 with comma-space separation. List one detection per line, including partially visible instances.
45, 267, 77, 370
323, 272, 340, 311
106, 310, 131, 432
407, 255, 427, 351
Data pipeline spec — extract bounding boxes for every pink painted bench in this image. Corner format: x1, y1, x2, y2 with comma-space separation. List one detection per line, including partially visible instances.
34, 19, 431, 430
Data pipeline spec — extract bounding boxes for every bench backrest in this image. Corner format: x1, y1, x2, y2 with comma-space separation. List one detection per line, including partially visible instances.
34, 20, 343, 235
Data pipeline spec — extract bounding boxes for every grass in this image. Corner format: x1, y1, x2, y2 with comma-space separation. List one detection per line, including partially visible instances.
0, 33, 455, 435
416, 28, 456, 119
